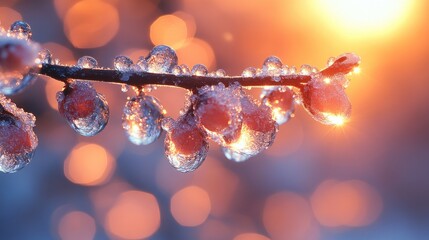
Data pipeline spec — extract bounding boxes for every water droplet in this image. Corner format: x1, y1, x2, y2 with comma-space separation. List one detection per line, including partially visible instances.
77, 56, 97, 69
114, 56, 133, 71
121, 84, 129, 93
122, 94, 164, 145
171, 65, 182, 75
311, 67, 319, 74
242, 67, 257, 77
0, 95, 37, 173
262, 56, 282, 76
281, 65, 289, 75
9, 21, 32, 39
146, 45, 178, 73
192, 64, 208, 76
289, 66, 297, 74
136, 57, 148, 71
215, 69, 226, 77
180, 64, 191, 75
300, 64, 312, 75
57, 81, 109, 136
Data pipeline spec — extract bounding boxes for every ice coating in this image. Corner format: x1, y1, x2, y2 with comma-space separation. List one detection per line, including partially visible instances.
225, 94, 278, 158
122, 93, 164, 145
145, 45, 178, 73
261, 86, 295, 125
302, 74, 351, 126
194, 83, 242, 145
0, 94, 37, 173
114, 55, 133, 71
10, 21, 32, 40
180, 64, 191, 75
192, 64, 208, 76
0, 73, 37, 95
57, 81, 109, 136
171, 65, 182, 75
77, 56, 98, 68
215, 69, 226, 77
164, 113, 208, 173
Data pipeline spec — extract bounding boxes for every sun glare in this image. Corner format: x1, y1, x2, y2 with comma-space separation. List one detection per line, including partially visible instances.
320, 0, 411, 35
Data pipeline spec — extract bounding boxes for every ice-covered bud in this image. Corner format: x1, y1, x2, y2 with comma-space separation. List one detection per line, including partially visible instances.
302, 74, 351, 126
223, 94, 278, 162
0, 95, 37, 173
323, 53, 361, 76
164, 113, 208, 173
57, 81, 109, 136
194, 83, 242, 145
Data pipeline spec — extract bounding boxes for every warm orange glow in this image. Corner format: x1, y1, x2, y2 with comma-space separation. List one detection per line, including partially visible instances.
44, 76, 65, 111
0, 7, 22, 27
150, 14, 189, 49
58, 211, 96, 240
233, 233, 271, 240
311, 180, 383, 227
319, 0, 411, 35
176, 38, 216, 70
64, 143, 115, 186
105, 190, 160, 240
64, 0, 119, 48
323, 113, 347, 126
171, 185, 211, 227
263, 192, 317, 240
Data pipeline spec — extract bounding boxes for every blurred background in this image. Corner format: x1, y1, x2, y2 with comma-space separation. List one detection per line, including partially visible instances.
1, 0, 429, 239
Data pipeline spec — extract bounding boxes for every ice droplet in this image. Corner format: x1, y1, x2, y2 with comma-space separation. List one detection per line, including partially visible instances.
215, 69, 226, 77
146, 45, 178, 73
77, 56, 98, 68
0, 94, 37, 173
136, 57, 148, 71
242, 67, 257, 77
262, 56, 282, 76
192, 64, 208, 76
289, 66, 297, 74
164, 113, 208, 173
122, 94, 164, 145
37, 49, 52, 64
180, 64, 191, 75
9, 21, 32, 40
171, 65, 182, 75
57, 81, 109, 136
114, 55, 133, 71
281, 65, 289, 75
300, 64, 312, 75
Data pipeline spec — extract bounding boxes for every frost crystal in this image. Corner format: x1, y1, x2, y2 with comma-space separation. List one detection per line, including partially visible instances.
242, 67, 257, 77
262, 56, 282, 77
0, 94, 37, 173
146, 45, 178, 73
57, 81, 109, 136
122, 93, 164, 145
